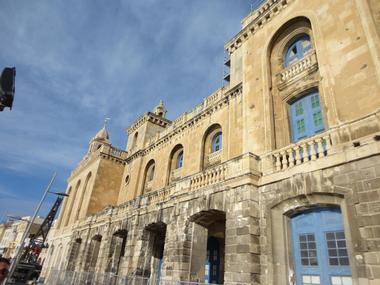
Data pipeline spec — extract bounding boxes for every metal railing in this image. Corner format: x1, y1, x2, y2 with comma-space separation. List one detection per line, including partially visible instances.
43, 269, 223, 285
44, 269, 151, 285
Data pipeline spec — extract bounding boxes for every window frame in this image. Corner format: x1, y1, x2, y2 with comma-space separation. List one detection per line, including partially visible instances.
211, 132, 222, 153
288, 89, 325, 143
176, 151, 184, 169
284, 34, 312, 67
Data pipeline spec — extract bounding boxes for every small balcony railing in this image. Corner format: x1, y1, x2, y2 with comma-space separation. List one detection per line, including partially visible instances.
170, 168, 182, 181
276, 50, 318, 90
270, 133, 332, 172
207, 150, 222, 166
190, 163, 227, 191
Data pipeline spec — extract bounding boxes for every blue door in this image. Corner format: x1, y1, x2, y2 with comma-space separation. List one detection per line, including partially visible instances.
205, 237, 220, 284
291, 207, 352, 285
289, 91, 325, 142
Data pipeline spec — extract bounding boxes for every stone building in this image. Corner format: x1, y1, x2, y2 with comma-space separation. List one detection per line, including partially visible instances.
0, 217, 44, 259
41, 0, 380, 284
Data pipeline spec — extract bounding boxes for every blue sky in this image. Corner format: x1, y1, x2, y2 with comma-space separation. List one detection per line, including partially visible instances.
0, 1, 253, 220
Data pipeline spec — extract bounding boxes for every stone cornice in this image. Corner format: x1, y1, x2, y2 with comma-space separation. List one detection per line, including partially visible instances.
69, 145, 128, 180
125, 83, 243, 164
224, 0, 293, 54
127, 112, 171, 134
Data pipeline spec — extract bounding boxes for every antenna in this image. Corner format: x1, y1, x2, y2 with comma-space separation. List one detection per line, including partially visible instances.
104, 117, 110, 129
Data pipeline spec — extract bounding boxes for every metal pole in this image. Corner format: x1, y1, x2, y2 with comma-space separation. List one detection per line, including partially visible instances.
6, 172, 57, 281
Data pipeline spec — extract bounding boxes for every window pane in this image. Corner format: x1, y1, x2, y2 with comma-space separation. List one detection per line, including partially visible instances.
212, 132, 222, 152
302, 275, 320, 285
326, 231, 350, 266
299, 234, 318, 266
331, 276, 352, 285
326, 232, 335, 240
297, 119, 306, 133
311, 95, 320, 108
296, 102, 304, 115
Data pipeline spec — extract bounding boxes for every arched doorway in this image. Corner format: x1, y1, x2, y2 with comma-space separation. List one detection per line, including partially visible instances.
291, 207, 352, 285
190, 210, 225, 284
107, 229, 128, 276
142, 222, 167, 285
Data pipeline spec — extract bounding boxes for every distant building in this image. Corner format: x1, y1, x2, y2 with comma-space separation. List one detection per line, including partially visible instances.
42, 1, 380, 285
0, 222, 11, 256
0, 217, 44, 259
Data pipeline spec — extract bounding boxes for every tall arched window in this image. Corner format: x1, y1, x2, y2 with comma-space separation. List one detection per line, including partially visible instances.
268, 17, 318, 148
284, 34, 312, 67
176, 151, 184, 169
64, 181, 81, 227
289, 89, 325, 142
211, 132, 222, 152
168, 145, 184, 183
147, 165, 155, 181
74, 172, 91, 221
58, 186, 71, 228
144, 160, 155, 192
202, 124, 222, 169
131, 132, 138, 149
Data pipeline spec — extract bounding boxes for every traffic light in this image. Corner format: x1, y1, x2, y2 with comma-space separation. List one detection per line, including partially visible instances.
0, 67, 16, 111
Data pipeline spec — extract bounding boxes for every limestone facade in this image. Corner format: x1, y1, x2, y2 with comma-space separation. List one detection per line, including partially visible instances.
42, 1, 380, 284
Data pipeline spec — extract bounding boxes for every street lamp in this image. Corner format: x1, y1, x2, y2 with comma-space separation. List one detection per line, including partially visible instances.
6, 173, 69, 282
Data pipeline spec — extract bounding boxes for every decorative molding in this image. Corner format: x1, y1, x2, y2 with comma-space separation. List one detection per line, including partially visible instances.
127, 112, 171, 134
125, 83, 243, 164
69, 145, 127, 180
225, 0, 294, 54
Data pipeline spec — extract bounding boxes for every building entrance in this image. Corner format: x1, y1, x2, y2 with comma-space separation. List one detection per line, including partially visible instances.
291, 207, 352, 285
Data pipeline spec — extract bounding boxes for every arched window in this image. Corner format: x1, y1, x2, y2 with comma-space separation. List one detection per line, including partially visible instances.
64, 181, 81, 227
284, 34, 312, 67
176, 151, 184, 169
144, 160, 155, 192
58, 186, 72, 228
147, 165, 155, 181
202, 124, 222, 169
74, 172, 91, 221
131, 132, 138, 149
168, 145, 184, 183
211, 132, 222, 153
289, 89, 324, 142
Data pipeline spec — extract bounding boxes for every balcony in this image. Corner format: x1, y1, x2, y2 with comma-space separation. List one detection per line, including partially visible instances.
207, 150, 222, 166
170, 168, 182, 181
144, 180, 153, 192
262, 109, 380, 176
263, 133, 332, 173
276, 50, 318, 90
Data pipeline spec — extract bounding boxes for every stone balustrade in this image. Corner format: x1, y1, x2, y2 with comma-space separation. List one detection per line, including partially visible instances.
269, 133, 332, 172
171, 168, 182, 180
141, 186, 173, 207
144, 180, 153, 192
207, 150, 222, 166
277, 50, 318, 89
190, 164, 227, 191
203, 88, 223, 107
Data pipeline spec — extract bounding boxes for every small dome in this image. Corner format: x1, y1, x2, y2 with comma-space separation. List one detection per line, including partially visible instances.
94, 127, 109, 141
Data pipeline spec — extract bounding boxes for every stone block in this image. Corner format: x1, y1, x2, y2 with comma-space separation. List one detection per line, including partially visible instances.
360, 167, 377, 180
359, 191, 380, 203
364, 252, 380, 264
364, 178, 380, 191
